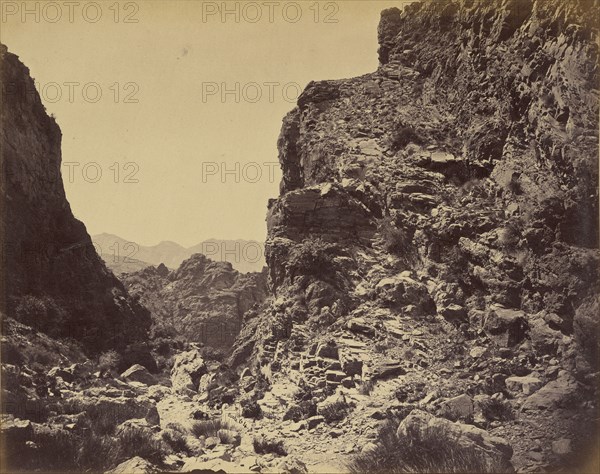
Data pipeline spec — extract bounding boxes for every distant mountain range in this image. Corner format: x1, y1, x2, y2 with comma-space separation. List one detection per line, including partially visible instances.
92, 233, 266, 274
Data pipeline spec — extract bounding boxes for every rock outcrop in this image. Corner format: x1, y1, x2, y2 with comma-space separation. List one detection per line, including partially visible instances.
232, 0, 599, 377
122, 254, 268, 349
0, 45, 150, 353
228, 1, 599, 471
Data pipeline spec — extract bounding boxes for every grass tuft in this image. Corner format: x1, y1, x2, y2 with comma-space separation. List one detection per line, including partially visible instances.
348, 418, 506, 473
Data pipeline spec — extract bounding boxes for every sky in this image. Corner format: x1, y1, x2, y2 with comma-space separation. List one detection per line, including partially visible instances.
1, 0, 409, 247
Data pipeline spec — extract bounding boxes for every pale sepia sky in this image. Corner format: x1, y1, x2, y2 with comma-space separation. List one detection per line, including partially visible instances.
1, 0, 408, 247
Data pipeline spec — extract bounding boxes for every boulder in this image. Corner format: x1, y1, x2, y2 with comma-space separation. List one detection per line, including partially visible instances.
298, 80, 341, 108
339, 350, 363, 376
376, 275, 434, 314
316, 341, 339, 359
276, 457, 308, 474
240, 368, 252, 379
66, 395, 160, 427
441, 394, 474, 420
115, 418, 155, 435
483, 305, 529, 347
552, 438, 572, 455
370, 360, 406, 380
440, 304, 468, 322
505, 376, 543, 395
65, 363, 91, 378
325, 370, 346, 383
469, 346, 489, 359
181, 459, 245, 474
48, 367, 75, 383
205, 436, 219, 449
121, 364, 157, 386
146, 385, 170, 401
106, 456, 159, 473
170, 350, 208, 395
306, 415, 325, 429
346, 317, 376, 337
523, 371, 579, 410
0, 416, 33, 443
528, 317, 562, 355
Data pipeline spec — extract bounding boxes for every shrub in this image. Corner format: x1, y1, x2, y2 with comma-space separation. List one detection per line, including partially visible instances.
358, 379, 375, 396
6, 420, 164, 472
348, 420, 504, 473
390, 122, 422, 151
76, 432, 124, 471
217, 429, 241, 446
283, 405, 303, 422
253, 436, 287, 456
14, 295, 67, 337
162, 425, 190, 454
117, 426, 163, 464
479, 398, 514, 422
98, 350, 121, 374
378, 218, 412, 256
459, 178, 493, 201
78, 402, 143, 436
498, 223, 521, 250
319, 399, 350, 424
241, 398, 262, 419
191, 418, 236, 438
25, 345, 57, 367
507, 176, 522, 195
16, 429, 78, 471
201, 346, 227, 362
286, 237, 338, 279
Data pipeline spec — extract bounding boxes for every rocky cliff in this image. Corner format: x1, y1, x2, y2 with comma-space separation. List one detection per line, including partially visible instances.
122, 255, 268, 350
228, 0, 599, 471
0, 45, 150, 353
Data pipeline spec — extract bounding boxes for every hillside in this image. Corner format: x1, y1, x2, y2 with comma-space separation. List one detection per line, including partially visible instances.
93, 233, 266, 274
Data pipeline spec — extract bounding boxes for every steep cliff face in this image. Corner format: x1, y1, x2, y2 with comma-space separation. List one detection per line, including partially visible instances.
0, 45, 150, 353
122, 255, 268, 350
229, 1, 599, 469
233, 0, 599, 361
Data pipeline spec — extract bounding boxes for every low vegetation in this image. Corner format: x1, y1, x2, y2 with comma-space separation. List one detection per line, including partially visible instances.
319, 399, 350, 423
389, 121, 423, 151
286, 237, 339, 279
358, 378, 375, 396
161, 424, 191, 454
479, 398, 514, 422
191, 418, 238, 439
253, 435, 287, 456
9, 422, 164, 472
348, 419, 504, 473
378, 218, 412, 255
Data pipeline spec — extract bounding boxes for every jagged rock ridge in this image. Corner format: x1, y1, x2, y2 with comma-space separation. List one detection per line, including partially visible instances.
122, 254, 268, 349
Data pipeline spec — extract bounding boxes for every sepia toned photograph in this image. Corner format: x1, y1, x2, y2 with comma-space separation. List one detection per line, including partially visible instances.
1, 0, 598, 472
